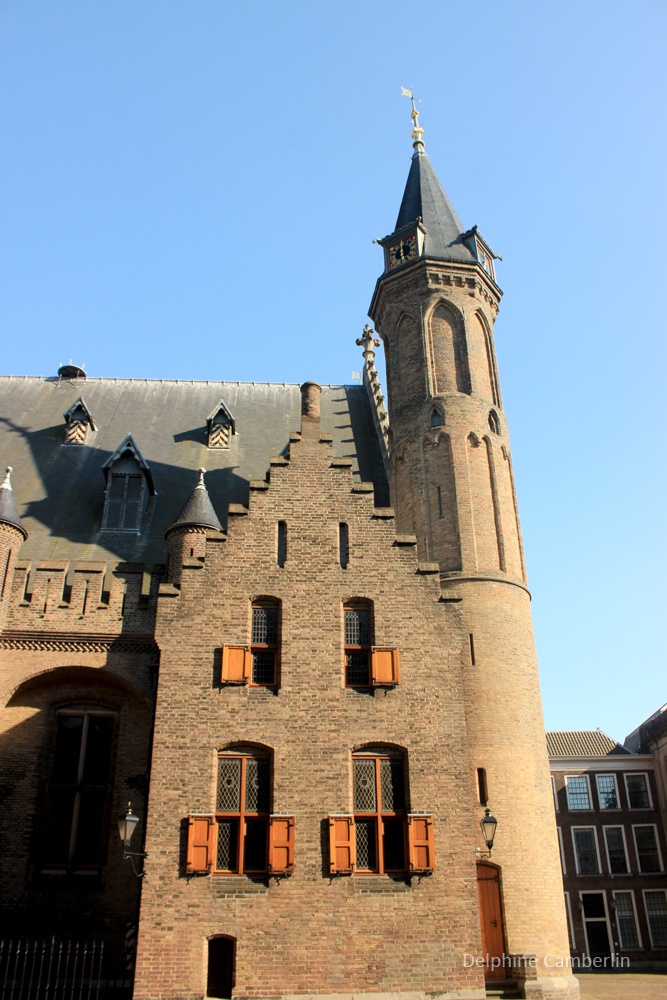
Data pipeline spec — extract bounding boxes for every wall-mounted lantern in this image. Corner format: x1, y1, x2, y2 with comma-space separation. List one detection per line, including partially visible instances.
118, 801, 147, 877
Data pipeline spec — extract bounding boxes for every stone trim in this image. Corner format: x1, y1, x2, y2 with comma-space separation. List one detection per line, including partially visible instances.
0, 630, 157, 655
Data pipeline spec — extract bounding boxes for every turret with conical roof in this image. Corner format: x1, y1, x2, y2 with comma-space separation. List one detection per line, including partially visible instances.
165, 469, 222, 584
366, 100, 577, 996
0, 466, 27, 630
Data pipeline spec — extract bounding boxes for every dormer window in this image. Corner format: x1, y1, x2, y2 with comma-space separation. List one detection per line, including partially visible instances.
207, 401, 236, 449
63, 398, 96, 446
101, 435, 155, 533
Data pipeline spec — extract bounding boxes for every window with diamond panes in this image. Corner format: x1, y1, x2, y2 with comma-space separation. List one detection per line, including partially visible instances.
352, 755, 406, 873
251, 602, 279, 686
215, 755, 270, 873
345, 605, 371, 686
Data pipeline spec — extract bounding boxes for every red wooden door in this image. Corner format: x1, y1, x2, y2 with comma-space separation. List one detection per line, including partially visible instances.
477, 863, 506, 980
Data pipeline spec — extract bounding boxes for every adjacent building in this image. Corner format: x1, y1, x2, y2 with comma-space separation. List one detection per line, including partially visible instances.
548, 730, 667, 969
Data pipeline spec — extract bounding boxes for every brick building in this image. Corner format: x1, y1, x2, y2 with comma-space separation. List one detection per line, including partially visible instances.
0, 107, 578, 1000
548, 730, 667, 969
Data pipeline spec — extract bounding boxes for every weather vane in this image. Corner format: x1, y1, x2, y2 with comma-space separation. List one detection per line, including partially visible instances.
401, 87, 424, 148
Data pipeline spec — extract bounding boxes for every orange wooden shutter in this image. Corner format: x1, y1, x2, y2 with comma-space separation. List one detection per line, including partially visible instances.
328, 815, 356, 874
371, 647, 400, 685
221, 645, 250, 683
186, 815, 217, 873
408, 814, 435, 873
268, 815, 295, 874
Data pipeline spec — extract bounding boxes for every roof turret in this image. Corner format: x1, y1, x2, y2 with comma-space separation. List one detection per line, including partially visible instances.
166, 468, 222, 536
0, 467, 28, 539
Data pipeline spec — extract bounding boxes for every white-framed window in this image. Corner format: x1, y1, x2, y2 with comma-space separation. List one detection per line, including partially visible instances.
624, 773, 653, 809
572, 826, 601, 875
551, 775, 559, 811
632, 824, 663, 873
557, 827, 567, 874
603, 826, 630, 875
565, 774, 593, 811
612, 890, 642, 949
564, 891, 575, 948
580, 891, 612, 958
596, 774, 620, 810
643, 890, 667, 948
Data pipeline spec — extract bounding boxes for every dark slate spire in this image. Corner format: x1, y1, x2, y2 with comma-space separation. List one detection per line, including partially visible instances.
395, 148, 475, 264
0, 467, 28, 539
166, 469, 222, 536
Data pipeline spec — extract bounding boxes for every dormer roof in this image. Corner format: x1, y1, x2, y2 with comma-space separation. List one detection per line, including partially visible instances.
102, 434, 156, 495
63, 397, 96, 431
206, 400, 236, 435
0, 467, 28, 539
166, 468, 222, 536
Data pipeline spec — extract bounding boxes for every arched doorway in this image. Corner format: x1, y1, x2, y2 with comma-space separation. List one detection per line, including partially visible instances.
477, 862, 506, 981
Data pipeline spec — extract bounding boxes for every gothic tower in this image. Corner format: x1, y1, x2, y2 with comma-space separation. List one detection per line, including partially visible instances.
369, 101, 577, 995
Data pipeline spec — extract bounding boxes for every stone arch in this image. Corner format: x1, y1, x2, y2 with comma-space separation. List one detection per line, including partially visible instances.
475, 310, 502, 407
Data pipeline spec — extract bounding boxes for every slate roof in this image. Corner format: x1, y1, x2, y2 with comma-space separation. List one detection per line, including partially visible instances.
546, 731, 633, 757
394, 149, 476, 264
167, 470, 223, 534
0, 376, 389, 569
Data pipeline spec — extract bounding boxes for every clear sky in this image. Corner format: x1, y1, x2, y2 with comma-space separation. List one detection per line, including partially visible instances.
1, 0, 665, 743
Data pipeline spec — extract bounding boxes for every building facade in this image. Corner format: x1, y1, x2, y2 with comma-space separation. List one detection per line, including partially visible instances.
0, 111, 578, 1000
548, 730, 667, 970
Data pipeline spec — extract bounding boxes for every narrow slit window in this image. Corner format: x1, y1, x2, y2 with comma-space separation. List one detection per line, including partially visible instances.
477, 768, 488, 806
277, 522, 286, 567
488, 410, 500, 435
437, 486, 444, 519
469, 634, 475, 666
339, 523, 349, 569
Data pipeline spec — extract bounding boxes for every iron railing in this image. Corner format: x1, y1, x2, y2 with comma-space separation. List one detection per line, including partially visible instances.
0, 939, 132, 1000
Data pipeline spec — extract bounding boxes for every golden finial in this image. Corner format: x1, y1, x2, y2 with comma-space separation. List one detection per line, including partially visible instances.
401, 87, 424, 149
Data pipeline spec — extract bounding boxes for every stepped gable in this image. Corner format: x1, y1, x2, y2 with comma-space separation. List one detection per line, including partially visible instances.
0, 377, 388, 567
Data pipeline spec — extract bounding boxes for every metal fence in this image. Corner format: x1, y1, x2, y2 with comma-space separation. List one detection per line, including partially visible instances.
0, 939, 132, 1000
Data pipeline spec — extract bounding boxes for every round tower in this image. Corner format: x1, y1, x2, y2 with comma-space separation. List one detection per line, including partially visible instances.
0, 467, 28, 630
369, 105, 576, 996
165, 469, 222, 584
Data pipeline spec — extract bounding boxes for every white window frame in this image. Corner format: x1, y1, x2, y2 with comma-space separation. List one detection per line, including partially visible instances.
602, 825, 630, 876
632, 823, 664, 874
551, 775, 559, 811
612, 889, 643, 950
565, 773, 593, 811
557, 827, 567, 874
623, 772, 653, 810
642, 889, 667, 949
564, 891, 575, 948
579, 890, 613, 960
571, 825, 602, 875
595, 773, 621, 811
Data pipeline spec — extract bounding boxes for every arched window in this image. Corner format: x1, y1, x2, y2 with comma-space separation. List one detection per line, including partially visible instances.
488, 410, 500, 435
344, 602, 372, 686
430, 409, 442, 427
207, 938, 235, 999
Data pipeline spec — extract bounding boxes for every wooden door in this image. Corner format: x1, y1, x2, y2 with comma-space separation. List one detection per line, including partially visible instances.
477, 863, 506, 981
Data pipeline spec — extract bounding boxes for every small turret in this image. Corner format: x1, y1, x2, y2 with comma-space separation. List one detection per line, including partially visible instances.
0, 467, 27, 629
165, 469, 222, 584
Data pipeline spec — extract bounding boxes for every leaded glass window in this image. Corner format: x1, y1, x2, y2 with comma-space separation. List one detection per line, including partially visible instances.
573, 828, 599, 874
604, 827, 628, 874
596, 775, 619, 810
625, 774, 651, 809
566, 775, 591, 811
344, 604, 371, 686
644, 891, 667, 948
215, 754, 270, 874
250, 602, 279, 686
352, 753, 406, 874
634, 826, 662, 873
614, 892, 640, 949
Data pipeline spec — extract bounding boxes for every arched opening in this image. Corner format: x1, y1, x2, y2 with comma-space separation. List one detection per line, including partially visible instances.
430, 409, 442, 427
488, 410, 500, 435
477, 863, 506, 981
207, 936, 235, 999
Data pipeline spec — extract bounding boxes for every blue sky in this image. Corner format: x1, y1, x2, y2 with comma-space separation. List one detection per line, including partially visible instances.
1, 0, 665, 741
